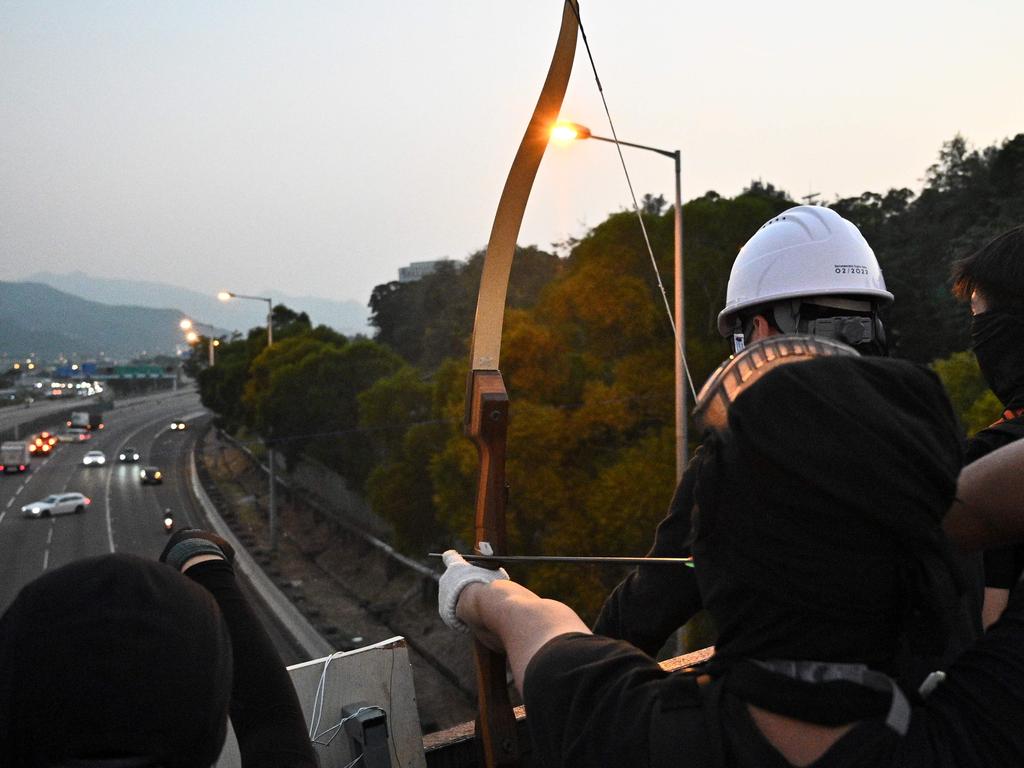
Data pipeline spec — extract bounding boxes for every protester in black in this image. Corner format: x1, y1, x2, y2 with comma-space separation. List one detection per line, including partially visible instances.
0, 530, 316, 768
593, 360, 984, 690
952, 224, 1024, 627
440, 357, 1024, 768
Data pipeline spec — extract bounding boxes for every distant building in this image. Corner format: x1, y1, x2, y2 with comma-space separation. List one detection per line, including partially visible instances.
398, 260, 447, 283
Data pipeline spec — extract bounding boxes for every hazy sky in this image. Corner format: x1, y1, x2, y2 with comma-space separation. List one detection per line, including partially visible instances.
3, 1, 1022, 309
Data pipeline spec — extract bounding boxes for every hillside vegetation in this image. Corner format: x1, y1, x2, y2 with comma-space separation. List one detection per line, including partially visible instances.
197, 133, 1024, 620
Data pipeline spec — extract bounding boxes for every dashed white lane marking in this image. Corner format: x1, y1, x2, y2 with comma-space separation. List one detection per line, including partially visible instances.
42, 549, 49, 570
5, 498, 12, 508
46, 526, 53, 545
23, 472, 33, 485
0, 511, 6, 525
13, 485, 23, 497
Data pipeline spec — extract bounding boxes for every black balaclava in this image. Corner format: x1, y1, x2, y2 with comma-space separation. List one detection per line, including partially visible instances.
0, 554, 233, 768
691, 357, 964, 671
972, 310, 1024, 407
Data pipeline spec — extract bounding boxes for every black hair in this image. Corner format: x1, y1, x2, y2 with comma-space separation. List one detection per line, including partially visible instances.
951, 224, 1024, 311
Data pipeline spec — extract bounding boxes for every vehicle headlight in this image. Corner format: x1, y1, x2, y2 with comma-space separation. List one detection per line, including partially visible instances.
119, 454, 126, 460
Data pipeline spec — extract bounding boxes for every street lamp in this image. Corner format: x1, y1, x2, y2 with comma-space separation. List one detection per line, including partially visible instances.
217, 290, 277, 551
218, 291, 273, 347
553, 121, 689, 482
180, 318, 221, 366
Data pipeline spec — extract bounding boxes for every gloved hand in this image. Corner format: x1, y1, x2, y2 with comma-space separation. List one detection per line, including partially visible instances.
438, 550, 509, 633
160, 528, 235, 572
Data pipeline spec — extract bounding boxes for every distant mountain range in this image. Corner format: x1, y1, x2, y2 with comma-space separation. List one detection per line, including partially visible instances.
1, 275, 374, 361
22, 271, 372, 338
0, 281, 189, 360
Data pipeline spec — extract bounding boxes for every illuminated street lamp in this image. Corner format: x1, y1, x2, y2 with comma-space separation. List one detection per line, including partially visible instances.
180, 318, 220, 366
218, 290, 273, 346
217, 290, 277, 551
553, 120, 689, 482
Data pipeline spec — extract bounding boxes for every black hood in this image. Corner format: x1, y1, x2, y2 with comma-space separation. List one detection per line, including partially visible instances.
0, 554, 233, 768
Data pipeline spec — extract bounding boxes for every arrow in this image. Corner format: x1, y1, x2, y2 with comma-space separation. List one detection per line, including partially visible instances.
430, 552, 694, 567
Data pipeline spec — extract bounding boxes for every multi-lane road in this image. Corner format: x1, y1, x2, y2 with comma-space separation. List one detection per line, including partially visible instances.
0, 390, 206, 613
0, 388, 307, 665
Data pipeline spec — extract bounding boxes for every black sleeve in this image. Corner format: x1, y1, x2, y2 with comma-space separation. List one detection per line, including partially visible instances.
964, 425, 1018, 464
984, 546, 1023, 590
523, 633, 673, 768
918, 578, 1024, 765
187, 560, 317, 768
592, 457, 702, 655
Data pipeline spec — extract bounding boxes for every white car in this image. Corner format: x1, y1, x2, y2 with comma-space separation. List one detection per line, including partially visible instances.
82, 450, 106, 466
21, 492, 91, 518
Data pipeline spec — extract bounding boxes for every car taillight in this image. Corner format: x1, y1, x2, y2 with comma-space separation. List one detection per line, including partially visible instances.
84, 498, 91, 505
18, 465, 25, 471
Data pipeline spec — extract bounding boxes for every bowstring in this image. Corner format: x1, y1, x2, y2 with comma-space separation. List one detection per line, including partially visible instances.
564, 0, 698, 401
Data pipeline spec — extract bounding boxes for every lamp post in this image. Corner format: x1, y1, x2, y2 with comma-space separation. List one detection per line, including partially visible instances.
218, 291, 273, 347
553, 121, 688, 482
216, 291, 277, 551
180, 319, 221, 366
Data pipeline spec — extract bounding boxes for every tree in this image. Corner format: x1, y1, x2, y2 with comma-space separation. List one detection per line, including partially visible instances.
931, 350, 1002, 437
368, 246, 560, 369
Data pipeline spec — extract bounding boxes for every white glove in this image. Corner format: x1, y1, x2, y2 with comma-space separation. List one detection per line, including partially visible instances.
438, 550, 509, 633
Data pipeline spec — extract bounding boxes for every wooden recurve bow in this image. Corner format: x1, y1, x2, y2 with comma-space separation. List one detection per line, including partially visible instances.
464, 3, 579, 766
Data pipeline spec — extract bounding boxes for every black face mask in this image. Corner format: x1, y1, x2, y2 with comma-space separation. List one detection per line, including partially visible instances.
971, 311, 1024, 406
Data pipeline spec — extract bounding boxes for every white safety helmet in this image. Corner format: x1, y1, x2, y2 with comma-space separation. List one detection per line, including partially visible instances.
717, 206, 894, 338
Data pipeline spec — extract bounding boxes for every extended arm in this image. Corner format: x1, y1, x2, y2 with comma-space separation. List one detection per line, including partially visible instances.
457, 579, 590, 694
439, 551, 589, 693
945, 439, 1024, 551
163, 530, 317, 768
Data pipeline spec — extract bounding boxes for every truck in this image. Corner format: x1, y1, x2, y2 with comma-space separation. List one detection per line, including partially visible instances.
1, 441, 31, 473
88, 411, 105, 430
68, 411, 89, 429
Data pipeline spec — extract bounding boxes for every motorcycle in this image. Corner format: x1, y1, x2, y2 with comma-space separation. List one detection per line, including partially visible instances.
162, 509, 175, 534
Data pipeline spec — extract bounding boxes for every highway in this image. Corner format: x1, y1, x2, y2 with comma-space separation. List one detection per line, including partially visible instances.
0, 389, 207, 613
0, 388, 306, 665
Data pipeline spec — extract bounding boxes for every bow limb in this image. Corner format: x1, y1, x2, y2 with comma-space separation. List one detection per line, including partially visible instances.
465, 3, 578, 766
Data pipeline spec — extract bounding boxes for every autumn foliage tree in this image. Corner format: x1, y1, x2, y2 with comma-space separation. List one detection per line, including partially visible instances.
197, 133, 1024, 622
